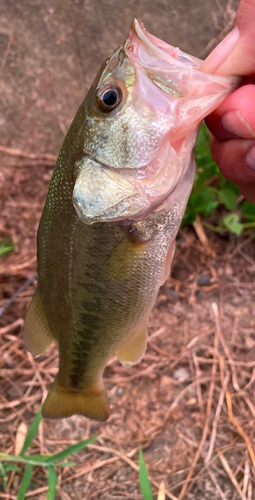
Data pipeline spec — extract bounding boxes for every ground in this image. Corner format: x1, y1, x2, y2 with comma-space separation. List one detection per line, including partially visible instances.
1, 1, 255, 500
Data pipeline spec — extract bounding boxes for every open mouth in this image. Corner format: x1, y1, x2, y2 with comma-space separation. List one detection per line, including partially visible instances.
127, 19, 202, 68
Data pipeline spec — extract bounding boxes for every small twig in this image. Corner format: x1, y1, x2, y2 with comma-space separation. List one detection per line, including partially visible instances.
0, 145, 57, 162
197, 355, 255, 369
243, 457, 250, 498
192, 352, 204, 414
229, 233, 255, 258
216, 311, 240, 392
9, 159, 57, 168
193, 215, 209, 248
162, 375, 220, 426
61, 456, 119, 484
0, 318, 24, 335
86, 443, 179, 500
0, 273, 37, 318
248, 482, 253, 500
176, 429, 198, 449
238, 249, 255, 268
167, 329, 215, 372
25, 352, 49, 402
216, 448, 246, 500
57, 487, 73, 500
178, 306, 219, 500
243, 367, 255, 390
110, 363, 158, 383
213, 305, 255, 467
157, 482, 166, 500
226, 389, 255, 468
0, 255, 37, 276
207, 467, 228, 500
205, 371, 230, 464
237, 393, 255, 419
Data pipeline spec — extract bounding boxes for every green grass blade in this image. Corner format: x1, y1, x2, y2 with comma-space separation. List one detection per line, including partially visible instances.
47, 466, 58, 500
23, 454, 52, 462
4, 464, 21, 472
45, 435, 99, 464
0, 462, 8, 488
17, 464, 33, 500
0, 453, 55, 467
0, 237, 15, 257
20, 409, 42, 456
138, 449, 153, 500
54, 461, 76, 467
23, 455, 47, 461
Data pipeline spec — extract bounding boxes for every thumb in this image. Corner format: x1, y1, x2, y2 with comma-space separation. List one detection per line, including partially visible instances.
201, 0, 255, 76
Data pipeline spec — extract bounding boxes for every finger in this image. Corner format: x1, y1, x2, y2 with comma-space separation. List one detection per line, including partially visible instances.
237, 182, 255, 202
201, 0, 255, 76
209, 135, 255, 202
205, 84, 255, 141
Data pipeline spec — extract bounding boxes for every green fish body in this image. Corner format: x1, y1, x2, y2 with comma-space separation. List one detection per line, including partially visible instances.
23, 20, 236, 420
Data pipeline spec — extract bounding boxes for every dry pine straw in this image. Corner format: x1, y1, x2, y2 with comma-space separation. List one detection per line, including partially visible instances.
1, 155, 255, 499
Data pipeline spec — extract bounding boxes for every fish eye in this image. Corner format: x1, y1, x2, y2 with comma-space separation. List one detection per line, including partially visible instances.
96, 85, 122, 113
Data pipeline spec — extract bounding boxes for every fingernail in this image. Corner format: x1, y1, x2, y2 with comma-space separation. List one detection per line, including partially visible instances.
221, 110, 255, 139
246, 146, 255, 172
201, 26, 240, 74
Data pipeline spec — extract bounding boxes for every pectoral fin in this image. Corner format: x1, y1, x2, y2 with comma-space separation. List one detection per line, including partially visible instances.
116, 323, 148, 367
23, 288, 55, 357
42, 380, 109, 421
103, 238, 149, 282
160, 241, 175, 285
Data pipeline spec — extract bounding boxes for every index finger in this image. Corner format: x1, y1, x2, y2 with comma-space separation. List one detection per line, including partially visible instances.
205, 84, 255, 141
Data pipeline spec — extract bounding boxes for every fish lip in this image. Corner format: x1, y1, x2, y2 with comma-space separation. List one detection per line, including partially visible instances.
126, 18, 202, 69
126, 19, 239, 88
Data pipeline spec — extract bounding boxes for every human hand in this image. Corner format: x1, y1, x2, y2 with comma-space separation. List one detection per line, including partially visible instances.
201, 0, 255, 203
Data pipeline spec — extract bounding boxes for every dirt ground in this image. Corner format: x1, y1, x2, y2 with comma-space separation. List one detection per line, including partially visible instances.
0, 0, 238, 156
1, 1, 255, 500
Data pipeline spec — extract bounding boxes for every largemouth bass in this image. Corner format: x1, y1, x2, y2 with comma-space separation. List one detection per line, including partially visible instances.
23, 20, 236, 421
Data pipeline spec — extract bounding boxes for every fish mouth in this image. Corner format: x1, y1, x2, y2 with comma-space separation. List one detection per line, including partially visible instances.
125, 19, 203, 100
72, 156, 150, 225
127, 19, 203, 70
125, 19, 238, 132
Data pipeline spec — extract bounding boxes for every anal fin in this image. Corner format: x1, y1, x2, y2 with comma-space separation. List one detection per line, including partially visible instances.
23, 288, 55, 357
116, 323, 148, 367
42, 380, 109, 421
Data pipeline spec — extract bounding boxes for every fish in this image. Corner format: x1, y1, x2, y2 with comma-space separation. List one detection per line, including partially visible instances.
23, 20, 236, 421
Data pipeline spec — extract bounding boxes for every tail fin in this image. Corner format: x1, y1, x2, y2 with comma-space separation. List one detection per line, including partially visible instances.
42, 380, 109, 421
